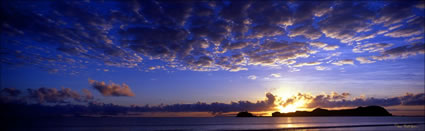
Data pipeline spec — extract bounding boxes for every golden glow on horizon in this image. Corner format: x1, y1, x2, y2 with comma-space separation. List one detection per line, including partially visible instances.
273, 87, 311, 113
277, 98, 309, 113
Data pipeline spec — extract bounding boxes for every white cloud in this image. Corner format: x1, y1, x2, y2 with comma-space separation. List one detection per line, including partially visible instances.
310, 42, 339, 51
353, 43, 393, 53
88, 79, 135, 97
319, 52, 342, 61
384, 29, 422, 38
356, 57, 376, 64
294, 61, 322, 67
315, 66, 330, 71
323, 45, 339, 51
270, 73, 281, 78
407, 36, 424, 42
247, 75, 257, 80
332, 59, 354, 66
389, 24, 403, 30
310, 42, 327, 48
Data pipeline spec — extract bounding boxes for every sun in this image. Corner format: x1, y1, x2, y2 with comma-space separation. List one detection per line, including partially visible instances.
277, 99, 308, 113
272, 87, 308, 113
278, 104, 297, 113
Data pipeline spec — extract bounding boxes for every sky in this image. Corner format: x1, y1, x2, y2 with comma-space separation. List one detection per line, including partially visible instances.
1, 0, 424, 117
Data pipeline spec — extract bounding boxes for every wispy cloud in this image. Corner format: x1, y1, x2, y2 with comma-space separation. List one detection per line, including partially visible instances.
270, 73, 281, 78
309, 42, 339, 51
353, 43, 393, 53
247, 75, 257, 80
356, 57, 376, 64
294, 62, 322, 67
315, 66, 330, 71
332, 59, 354, 66
371, 43, 425, 60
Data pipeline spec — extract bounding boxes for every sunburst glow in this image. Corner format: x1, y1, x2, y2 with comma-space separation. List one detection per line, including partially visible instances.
278, 99, 309, 113
273, 87, 311, 113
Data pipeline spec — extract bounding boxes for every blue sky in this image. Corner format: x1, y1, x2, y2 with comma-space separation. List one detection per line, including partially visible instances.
1, 0, 424, 116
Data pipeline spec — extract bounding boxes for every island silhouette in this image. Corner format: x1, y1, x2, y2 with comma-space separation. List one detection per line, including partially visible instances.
236, 106, 392, 117
236, 111, 255, 117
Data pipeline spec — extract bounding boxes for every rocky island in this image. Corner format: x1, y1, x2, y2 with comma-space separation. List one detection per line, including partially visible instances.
272, 106, 392, 117
236, 111, 255, 117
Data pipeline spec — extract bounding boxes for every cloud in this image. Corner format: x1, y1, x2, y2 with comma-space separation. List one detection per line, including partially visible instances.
82, 89, 94, 100
384, 27, 423, 38
371, 43, 425, 60
280, 92, 425, 108
136, 92, 278, 113
1, 0, 424, 73
315, 66, 330, 71
353, 43, 393, 53
2, 92, 278, 117
0, 0, 304, 73
323, 45, 339, 51
356, 57, 376, 64
219, 1, 251, 23
319, 52, 342, 61
245, 41, 312, 67
247, 75, 257, 80
384, 16, 424, 38
417, 2, 425, 9
374, 2, 417, 27
294, 61, 322, 67
248, 1, 293, 26
407, 36, 424, 42
0, 87, 93, 104
332, 59, 354, 66
88, 79, 135, 97
289, 24, 322, 40
309, 42, 327, 48
399, 93, 425, 105
2, 91, 424, 117
0, 88, 21, 97
0, 2, 143, 75
270, 73, 281, 78
27, 87, 90, 103
148, 65, 162, 70
309, 42, 339, 51
222, 41, 253, 51
247, 25, 285, 39
318, 3, 375, 43
389, 24, 403, 30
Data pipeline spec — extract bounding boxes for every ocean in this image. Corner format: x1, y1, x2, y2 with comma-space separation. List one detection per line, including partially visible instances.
4, 116, 425, 131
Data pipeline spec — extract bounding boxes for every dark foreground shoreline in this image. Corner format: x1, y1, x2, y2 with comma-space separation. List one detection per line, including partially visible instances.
3, 116, 425, 131
222, 123, 425, 131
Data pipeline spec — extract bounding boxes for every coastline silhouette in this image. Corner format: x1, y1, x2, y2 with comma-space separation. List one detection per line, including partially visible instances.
272, 106, 392, 117
236, 106, 392, 117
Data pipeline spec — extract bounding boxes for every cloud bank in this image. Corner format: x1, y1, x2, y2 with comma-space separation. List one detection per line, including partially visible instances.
1, 87, 93, 104
2, 89, 423, 117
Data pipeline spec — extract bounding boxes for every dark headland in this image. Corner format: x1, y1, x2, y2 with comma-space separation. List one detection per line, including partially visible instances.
236, 106, 392, 117
272, 106, 392, 117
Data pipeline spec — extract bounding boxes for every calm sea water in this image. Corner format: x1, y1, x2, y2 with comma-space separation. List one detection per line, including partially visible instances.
5, 116, 425, 131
